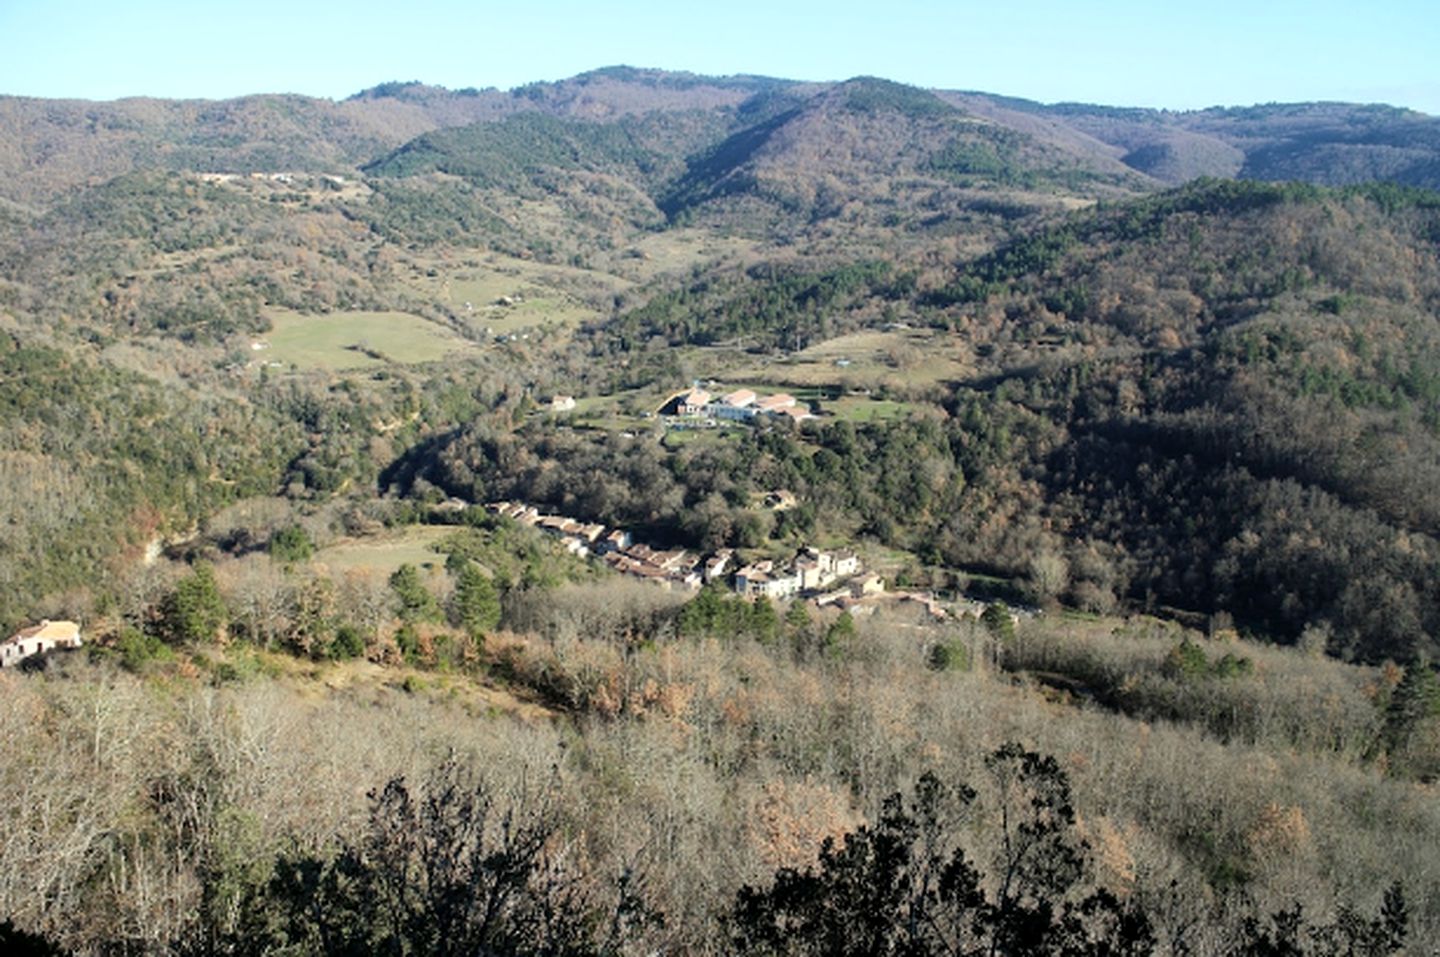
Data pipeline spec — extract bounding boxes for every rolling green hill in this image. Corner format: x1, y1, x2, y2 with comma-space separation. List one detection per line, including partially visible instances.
656, 76, 1146, 226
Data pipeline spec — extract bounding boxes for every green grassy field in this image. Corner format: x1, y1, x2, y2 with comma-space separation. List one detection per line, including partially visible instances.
480, 298, 597, 335
313, 526, 452, 576
731, 329, 974, 391
569, 394, 622, 415
569, 388, 673, 418
822, 396, 921, 422
661, 426, 746, 449
604, 230, 760, 283
404, 250, 626, 337
261, 309, 475, 370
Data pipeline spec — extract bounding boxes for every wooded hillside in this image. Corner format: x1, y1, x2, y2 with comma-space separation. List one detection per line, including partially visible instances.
1, 67, 1438, 955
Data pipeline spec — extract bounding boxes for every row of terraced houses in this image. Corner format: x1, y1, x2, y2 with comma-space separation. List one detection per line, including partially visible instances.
485, 501, 883, 605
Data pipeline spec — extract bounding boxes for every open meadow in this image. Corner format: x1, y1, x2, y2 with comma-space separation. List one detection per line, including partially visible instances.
260, 308, 477, 370
729, 327, 974, 394
312, 524, 453, 576
602, 229, 761, 283
401, 249, 623, 336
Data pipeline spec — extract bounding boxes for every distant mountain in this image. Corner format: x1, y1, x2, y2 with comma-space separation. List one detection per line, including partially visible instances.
656, 77, 1146, 223
506, 66, 799, 118
946, 94, 1440, 188
0, 92, 490, 205
5, 68, 1439, 210
362, 75, 1150, 242
0, 68, 797, 205
363, 109, 730, 194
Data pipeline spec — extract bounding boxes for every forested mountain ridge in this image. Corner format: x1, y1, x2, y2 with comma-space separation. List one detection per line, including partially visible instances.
928, 181, 1440, 662
5, 67, 1438, 209
940, 94, 1440, 188
0, 68, 776, 205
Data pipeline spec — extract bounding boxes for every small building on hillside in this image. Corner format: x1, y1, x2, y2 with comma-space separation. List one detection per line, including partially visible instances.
851, 573, 885, 597
734, 563, 800, 599
654, 549, 693, 572
832, 550, 861, 578
711, 389, 759, 422
549, 395, 577, 412
795, 554, 833, 591
660, 388, 712, 417
626, 543, 665, 566
704, 549, 734, 583
601, 529, 633, 553
763, 490, 799, 511
773, 405, 815, 424
791, 547, 863, 591
720, 389, 757, 409
1, 620, 82, 669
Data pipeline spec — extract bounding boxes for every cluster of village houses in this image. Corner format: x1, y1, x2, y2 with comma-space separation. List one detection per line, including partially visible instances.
661, 386, 815, 425
545, 386, 818, 425
0, 504, 979, 672
197, 171, 347, 187
0, 619, 82, 670
485, 501, 886, 609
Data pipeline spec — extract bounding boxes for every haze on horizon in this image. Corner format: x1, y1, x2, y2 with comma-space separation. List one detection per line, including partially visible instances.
2, 0, 1438, 115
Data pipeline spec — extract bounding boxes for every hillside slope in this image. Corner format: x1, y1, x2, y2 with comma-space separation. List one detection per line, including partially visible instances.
576, 180, 1440, 662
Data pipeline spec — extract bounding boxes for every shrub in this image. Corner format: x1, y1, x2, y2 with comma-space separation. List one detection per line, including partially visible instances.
116, 625, 173, 671
329, 625, 366, 661
267, 525, 314, 563
927, 639, 970, 672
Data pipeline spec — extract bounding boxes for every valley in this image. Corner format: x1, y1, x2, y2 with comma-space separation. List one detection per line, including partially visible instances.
1, 67, 1438, 955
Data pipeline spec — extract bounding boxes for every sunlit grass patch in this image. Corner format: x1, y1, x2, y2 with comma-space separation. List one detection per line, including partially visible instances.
262, 309, 474, 370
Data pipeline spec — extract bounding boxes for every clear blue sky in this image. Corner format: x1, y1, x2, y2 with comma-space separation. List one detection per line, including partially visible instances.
2, 0, 1436, 114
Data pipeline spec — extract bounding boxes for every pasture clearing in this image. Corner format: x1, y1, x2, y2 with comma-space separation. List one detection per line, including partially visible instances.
732, 328, 973, 391
261, 309, 475, 370
662, 426, 746, 449
404, 250, 627, 336
535, 389, 671, 433
604, 229, 761, 283
312, 525, 452, 577
822, 396, 923, 422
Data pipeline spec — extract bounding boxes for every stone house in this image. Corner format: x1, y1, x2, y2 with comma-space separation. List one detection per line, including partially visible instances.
1, 620, 82, 668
